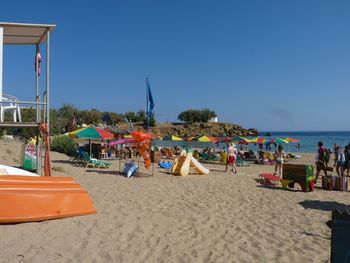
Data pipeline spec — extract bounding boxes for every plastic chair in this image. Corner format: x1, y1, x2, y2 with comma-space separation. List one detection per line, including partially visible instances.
0, 94, 22, 122
99, 149, 108, 159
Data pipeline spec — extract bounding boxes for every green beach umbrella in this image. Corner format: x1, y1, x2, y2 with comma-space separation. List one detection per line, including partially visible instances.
67, 125, 114, 156
274, 138, 289, 144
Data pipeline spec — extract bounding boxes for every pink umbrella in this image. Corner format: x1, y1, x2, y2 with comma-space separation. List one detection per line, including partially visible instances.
109, 138, 136, 146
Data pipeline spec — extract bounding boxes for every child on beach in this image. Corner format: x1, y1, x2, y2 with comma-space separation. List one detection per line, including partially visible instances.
224, 143, 237, 174
273, 144, 285, 178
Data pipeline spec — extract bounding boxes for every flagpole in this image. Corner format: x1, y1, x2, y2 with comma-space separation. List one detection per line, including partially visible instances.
146, 77, 149, 132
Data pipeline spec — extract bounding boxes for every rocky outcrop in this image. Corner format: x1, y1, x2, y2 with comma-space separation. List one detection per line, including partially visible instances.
117, 122, 258, 138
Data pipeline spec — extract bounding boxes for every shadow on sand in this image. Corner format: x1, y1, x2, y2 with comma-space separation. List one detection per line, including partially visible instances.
52, 160, 70, 164
299, 200, 350, 212
85, 170, 153, 178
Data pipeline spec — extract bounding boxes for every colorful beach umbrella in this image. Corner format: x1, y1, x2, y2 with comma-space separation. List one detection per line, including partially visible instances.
274, 138, 289, 144
249, 137, 266, 144
109, 138, 136, 146
284, 137, 299, 143
233, 136, 251, 144
220, 137, 233, 142
67, 125, 114, 156
196, 135, 219, 143
67, 126, 114, 140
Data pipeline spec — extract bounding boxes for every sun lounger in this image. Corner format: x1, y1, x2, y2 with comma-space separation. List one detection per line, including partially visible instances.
259, 173, 281, 186
68, 150, 81, 163
82, 152, 112, 168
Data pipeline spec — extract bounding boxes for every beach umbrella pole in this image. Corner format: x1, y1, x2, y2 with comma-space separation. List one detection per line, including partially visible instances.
89, 139, 92, 157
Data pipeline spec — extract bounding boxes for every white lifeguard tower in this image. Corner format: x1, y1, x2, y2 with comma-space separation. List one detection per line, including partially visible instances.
0, 22, 55, 175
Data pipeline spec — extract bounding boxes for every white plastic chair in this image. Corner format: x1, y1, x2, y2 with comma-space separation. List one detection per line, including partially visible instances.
0, 94, 22, 122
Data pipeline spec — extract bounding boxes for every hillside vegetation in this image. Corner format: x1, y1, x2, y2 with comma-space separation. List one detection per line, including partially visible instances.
118, 122, 258, 138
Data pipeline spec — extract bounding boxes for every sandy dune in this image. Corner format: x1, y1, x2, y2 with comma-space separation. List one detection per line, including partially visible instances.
0, 140, 349, 262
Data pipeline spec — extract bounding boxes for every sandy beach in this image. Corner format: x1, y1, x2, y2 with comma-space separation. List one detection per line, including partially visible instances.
1, 139, 350, 263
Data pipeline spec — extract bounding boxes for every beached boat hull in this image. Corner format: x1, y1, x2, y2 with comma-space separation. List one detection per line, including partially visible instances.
0, 176, 96, 223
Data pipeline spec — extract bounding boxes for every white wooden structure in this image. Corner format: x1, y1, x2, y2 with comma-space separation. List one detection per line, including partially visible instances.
0, 22, 55, 174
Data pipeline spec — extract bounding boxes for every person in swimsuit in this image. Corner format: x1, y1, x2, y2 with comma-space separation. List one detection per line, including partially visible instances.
273, 144, 286, 178
335, 146, 345, 176
224, 143, 238, 174
315, 141, 328, 184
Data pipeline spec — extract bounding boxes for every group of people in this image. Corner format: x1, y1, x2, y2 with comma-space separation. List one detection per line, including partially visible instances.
314, 141, 350, 183
224, 142, 287, 176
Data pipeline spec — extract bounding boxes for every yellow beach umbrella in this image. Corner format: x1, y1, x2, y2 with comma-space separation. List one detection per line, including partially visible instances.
171, 135, 183, 141
249, 137, 266, 144
198, 135, 212, 142
198, 135, 219, 142
161, 135, 183, 141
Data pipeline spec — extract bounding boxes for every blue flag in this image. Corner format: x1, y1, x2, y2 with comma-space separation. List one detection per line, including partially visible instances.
147, 79, 154, 118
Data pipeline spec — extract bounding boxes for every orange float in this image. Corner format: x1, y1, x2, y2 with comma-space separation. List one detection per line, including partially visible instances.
136, 142, 151, 169
131, 131, 154, 169
131, 131, 154, 142
0, 121, 97, 224
0, 176, 96, 223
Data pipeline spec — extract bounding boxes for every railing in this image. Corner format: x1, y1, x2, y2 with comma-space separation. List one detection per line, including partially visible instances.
0, 93, 48, 125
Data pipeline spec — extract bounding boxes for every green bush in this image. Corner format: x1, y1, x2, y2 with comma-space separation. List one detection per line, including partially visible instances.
51, 136, 78, 156
178, 108, 217, 123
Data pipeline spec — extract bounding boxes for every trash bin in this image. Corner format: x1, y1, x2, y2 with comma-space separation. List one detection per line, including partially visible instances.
330, 209, 350, 262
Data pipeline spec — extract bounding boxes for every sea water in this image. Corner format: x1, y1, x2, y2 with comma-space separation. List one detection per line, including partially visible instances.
261, 131, 350, 153
154, 131, 350, 154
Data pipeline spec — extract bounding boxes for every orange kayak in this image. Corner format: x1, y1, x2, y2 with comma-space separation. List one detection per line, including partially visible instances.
0, 176, 97, 223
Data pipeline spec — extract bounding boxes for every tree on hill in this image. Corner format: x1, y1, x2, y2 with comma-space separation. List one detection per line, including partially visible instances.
109, 112, 124, 125
124, 112, 137, 122
144, 113, 156, 127
136, 110, 146, 122
178, 108, 217, 123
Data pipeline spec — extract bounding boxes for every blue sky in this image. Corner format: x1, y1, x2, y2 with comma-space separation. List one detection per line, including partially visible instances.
1, 0, 350, 131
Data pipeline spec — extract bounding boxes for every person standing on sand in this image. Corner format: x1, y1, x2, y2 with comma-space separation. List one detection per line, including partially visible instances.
343, 146, 350, 177
335, 146, 345, 176
224, 143, 238, 174
273, 144, 286, 178
333, 144, 339, 168
315, 141, 328, 184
